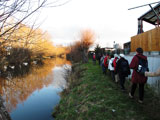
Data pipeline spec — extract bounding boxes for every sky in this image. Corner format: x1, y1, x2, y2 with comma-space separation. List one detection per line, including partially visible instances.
39, 0, 158, 48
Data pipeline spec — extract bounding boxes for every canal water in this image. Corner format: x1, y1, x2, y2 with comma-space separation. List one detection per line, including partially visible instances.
0, 58, 71, 120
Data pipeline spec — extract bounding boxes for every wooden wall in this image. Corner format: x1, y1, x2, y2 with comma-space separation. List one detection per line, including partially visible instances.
131, 27, 160, 52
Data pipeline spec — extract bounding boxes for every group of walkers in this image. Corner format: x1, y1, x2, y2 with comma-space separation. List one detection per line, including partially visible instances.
99, 53, 131, 91
92, 47, 160, 104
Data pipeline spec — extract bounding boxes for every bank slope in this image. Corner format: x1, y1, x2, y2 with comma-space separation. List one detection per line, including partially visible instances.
53, 61, 160, 120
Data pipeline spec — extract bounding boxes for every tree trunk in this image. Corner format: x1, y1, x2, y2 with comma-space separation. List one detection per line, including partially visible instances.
82, 48, 88, 63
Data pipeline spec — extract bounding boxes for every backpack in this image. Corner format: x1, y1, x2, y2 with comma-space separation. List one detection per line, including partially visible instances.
100, 56, 105, 65
112, 62, 114, 67
104, 56, 109, 66
120, 59, 129, 74
112, 58, 118, 67
136, 55, 149, 75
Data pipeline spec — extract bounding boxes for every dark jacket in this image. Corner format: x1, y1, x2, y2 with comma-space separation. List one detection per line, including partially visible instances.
115, 57, 130, 77
130, 53, 148, 83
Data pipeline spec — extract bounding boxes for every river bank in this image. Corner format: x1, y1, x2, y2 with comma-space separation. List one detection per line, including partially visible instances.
0, 95, 11, 120
53, 60, 160, 120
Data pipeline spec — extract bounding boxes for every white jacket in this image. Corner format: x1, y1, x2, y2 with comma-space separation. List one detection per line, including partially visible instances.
108, 58, 114, 71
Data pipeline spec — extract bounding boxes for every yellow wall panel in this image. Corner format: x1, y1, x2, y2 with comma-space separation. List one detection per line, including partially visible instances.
131, 27, 160, 52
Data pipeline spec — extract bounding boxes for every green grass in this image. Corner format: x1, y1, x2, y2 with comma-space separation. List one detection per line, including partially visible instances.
53, 60, 160, 120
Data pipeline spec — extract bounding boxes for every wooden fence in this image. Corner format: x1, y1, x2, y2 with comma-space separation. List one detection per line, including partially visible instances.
131, 27, 160, 52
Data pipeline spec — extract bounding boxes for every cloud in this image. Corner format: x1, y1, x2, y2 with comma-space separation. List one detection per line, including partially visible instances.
39, 0, 156, 47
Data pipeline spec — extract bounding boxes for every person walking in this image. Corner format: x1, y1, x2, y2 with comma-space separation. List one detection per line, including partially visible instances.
108, 55, 115, 81
113, 54, 119, 83
129, 47, 148, 103
100, 54, 105, 66
115, 54, 130, 91
103, 54, 109, 75
97, 53, 102, 66
100, 54, 106, 74
92, 53, 96, 65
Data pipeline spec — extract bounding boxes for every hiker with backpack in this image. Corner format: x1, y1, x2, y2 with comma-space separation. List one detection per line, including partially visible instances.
108, 54, 115, 81
100, 54, 106, 74
97, 53, 102, 66
112, 54, 119, 83
103, 54, 110, 75
129, 47, 149, 104
100, 54, 105, 66
115, 54, 130, 91
92, 53, 96, 65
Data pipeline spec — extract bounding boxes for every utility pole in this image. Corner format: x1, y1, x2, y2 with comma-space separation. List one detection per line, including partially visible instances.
128, 1, 160, 10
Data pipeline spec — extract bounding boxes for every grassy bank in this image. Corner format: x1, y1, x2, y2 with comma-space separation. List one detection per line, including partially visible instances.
53, 60, 160, 120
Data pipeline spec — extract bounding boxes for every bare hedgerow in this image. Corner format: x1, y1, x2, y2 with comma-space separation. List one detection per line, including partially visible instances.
67, 29, 95, 63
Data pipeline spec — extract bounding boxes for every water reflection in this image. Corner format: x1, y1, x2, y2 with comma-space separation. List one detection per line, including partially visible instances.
0, 57, 70, 115
52, 65, 71, 89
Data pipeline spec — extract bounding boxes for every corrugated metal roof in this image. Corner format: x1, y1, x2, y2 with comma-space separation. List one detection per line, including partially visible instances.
138, 3, 160, 25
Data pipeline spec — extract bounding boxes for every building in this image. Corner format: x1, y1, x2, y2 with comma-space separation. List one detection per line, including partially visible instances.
123, 42, 131, 54
130, 3, 160, 55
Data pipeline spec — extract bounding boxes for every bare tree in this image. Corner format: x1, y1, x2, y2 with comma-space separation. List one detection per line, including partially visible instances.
0, 0, 70, 47
67, 29, 95, 63
80, 29, 95, 63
